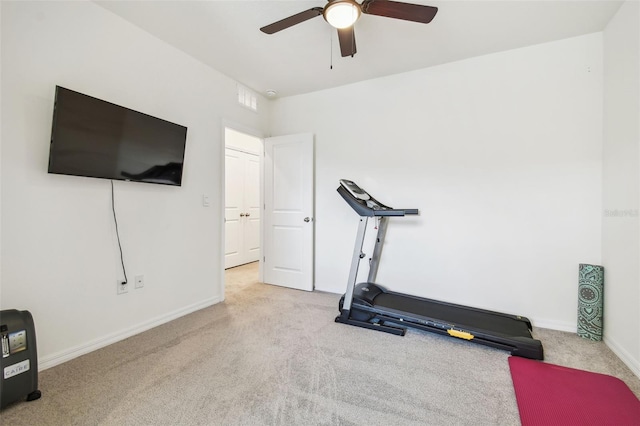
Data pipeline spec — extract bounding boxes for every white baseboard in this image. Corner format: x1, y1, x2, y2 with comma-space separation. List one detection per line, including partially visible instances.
315, 285, 343, 295
604, 335, 640, 379
39, 297, 221, 371
530, 318, 577, 333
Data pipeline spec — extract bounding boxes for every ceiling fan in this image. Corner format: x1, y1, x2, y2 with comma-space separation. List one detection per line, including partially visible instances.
260, 0, 438, 58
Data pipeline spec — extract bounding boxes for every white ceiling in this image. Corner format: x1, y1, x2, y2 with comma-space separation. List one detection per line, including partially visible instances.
95, 0, 622, 98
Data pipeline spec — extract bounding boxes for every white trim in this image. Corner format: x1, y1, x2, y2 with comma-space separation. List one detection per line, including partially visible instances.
530, 318, 577, 333
605, 336, 640, 379
38, 297, 220, 370
220, 124, 227, 301
225, 145, 260, 157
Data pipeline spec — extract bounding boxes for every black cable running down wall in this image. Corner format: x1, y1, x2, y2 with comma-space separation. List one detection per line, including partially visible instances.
111, 180, 128, 284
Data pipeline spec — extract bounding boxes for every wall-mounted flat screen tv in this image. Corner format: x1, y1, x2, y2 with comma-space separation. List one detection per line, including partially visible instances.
48, 86, 187, 186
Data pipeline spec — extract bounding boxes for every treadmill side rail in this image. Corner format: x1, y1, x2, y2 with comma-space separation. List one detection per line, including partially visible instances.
335, 310, 406, 336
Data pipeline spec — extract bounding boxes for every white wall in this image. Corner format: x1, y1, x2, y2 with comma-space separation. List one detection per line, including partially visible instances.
602, 0, 640, 377
270, 33, 603, 332
0, 1, 269, 368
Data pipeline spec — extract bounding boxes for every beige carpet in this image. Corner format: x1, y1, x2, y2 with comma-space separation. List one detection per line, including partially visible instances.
1, 262, 638, 425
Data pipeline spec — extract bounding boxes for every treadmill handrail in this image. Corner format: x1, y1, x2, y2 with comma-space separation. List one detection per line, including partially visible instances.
337, 185, 419, 217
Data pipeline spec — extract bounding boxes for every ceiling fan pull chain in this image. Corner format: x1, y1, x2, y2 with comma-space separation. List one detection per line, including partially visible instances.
330, 29, 334, 70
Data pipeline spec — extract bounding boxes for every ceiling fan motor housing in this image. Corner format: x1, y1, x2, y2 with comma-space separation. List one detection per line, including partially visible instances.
323, 0, 362, 29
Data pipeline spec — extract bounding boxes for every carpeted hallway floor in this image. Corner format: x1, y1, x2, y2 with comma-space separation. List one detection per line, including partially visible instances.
1, 262, 638, 425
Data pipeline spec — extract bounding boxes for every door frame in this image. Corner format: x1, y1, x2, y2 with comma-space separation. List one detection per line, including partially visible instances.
220, 121, 265, 300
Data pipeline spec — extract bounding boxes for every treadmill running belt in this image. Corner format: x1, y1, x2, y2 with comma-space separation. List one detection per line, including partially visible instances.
375, 292, 533, 337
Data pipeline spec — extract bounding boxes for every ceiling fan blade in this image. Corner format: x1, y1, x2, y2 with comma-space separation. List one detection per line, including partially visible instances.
361, 0, 438, 24
260, 7, 324, 34
337, 27, 357, 57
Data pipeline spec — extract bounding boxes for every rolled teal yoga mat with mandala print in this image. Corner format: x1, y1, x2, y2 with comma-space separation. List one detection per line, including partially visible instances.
578, 264, 604, 341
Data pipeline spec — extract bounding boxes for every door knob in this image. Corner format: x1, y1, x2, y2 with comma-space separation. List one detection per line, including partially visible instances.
304, 217, 312, 222
240, 213, 246, 217
245, 213, 251, 217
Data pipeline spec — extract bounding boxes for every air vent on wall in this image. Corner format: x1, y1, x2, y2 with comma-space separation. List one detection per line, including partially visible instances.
237, 84, 258, 112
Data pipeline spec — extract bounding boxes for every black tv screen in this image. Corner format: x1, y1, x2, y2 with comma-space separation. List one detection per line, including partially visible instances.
48, 86, 187, 186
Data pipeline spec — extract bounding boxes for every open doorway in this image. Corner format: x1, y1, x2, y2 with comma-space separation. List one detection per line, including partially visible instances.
224, 126, 262, 295
222, 129, 316, 297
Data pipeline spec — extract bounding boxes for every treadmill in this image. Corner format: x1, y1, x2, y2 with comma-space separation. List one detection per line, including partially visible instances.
335, 179, 544, 360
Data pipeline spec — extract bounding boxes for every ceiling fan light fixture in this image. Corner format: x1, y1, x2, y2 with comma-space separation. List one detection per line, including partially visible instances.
324, 0, 361, 29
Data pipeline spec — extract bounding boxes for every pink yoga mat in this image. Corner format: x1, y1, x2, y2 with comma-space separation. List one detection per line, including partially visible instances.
508, 356, 640, 425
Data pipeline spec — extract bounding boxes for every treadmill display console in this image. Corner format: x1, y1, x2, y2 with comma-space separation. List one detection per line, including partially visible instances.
338, 179, 413, 214
339, 179, 370, 201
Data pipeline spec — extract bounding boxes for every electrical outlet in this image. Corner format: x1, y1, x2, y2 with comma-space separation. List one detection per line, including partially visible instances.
117, 280, 128, 295
135, 275, 144, 289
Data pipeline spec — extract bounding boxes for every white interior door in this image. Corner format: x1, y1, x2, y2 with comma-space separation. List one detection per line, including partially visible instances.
225, 149, 243, 268
264, 133, 314, 291
225, 148, 260, 269
243, 153, 261, 262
